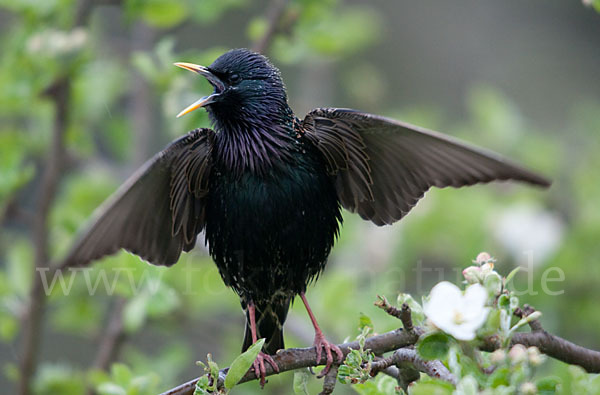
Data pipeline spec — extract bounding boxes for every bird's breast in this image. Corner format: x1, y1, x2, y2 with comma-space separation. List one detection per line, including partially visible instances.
203, 157, 342, 300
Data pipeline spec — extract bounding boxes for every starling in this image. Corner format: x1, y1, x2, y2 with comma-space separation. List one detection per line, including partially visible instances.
62, 49, 550, 384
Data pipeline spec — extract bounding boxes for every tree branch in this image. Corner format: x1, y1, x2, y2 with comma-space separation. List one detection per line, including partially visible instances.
159, 321, 600, 395
18, 3, 107, 394
251, 0, 296, 54
18, 77, 70, 395
371, 348, 456, 385
158, 328, 417, 395
375, 296, 414, 332
92, 298, 127, 371
318, 363, 338, 395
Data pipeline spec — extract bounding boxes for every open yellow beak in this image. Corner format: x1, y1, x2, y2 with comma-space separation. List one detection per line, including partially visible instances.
175, 96, 215, 118
174, 62, 225, 117
174, 62, 210, 75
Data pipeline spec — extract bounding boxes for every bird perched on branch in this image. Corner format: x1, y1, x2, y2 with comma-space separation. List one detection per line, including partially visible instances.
62, 48, 550, 385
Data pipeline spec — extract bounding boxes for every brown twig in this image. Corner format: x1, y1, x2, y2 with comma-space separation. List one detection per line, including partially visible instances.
370, 348, 455, 386
396, 365, 421, 391
18, 2, 105, 394
514, 304, 543, 332
511, 331, 600, 372
251, 0, 294, 54
92, 298, 128, 371
375, 296, 414, 332
318, 363, 338, 395
391, 349, 456, 385
18, 77, 70, 395
501, 304, 600, 371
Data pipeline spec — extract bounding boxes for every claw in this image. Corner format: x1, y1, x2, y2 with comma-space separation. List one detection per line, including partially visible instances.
252, 351, 279, 388
299, 292, 344, 378
314, 332, 344, 378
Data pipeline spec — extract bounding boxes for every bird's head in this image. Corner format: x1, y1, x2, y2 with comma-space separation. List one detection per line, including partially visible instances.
174, 49, 291, 129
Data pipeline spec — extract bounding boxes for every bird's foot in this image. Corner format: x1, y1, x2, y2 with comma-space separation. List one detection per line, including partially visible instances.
252, 351, 279, 388
313, 331, 344, 378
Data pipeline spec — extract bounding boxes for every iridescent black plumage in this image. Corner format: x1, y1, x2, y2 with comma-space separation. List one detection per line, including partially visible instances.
61, 49, 550, 375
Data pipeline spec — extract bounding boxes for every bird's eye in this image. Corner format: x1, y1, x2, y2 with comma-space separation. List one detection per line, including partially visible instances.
230, 73, 241, 84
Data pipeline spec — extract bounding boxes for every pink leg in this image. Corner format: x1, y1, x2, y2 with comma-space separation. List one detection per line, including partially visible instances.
248, 302, 279, 388
300, 292, 344, 377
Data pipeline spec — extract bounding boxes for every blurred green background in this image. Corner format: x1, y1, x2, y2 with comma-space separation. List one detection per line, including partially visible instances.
1, 0, 599, 393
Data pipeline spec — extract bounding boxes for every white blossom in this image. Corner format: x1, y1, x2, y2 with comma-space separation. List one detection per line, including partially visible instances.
492, 203, 564, 265
423, 282, 490, 341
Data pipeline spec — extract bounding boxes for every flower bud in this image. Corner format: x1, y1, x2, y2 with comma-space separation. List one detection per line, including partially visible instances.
463, 266, 482, 284
484, 272, 503, 296
520, 382, 538, 394
490, 349, 506, 364
525, 311, 542, 322
527, 346, 545, 366
481, 262, 495, 276
475, 252, 494, 265
509, 344, 528, 364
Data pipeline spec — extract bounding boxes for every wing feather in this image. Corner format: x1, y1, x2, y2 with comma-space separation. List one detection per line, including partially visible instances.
61, 128, 215, 268
303, 108, 550, 226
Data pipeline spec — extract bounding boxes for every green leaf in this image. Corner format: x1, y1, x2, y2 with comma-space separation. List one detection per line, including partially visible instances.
504, 267, 520, 287
481, 309, 501, 336
32, 364, 87, 395
6, 240, 34, 297
123, 293, 149, 333
293, 370, 310, 395
131, 52, 157, 82
487, 366, 511, 388
416, 332, 451, 360
484, 272, 502, 296
510, 311, 542, 334
455, 375, 478, 395
206, 354, 219, 391
110, 363, 132, 387
536, 376, 561, 394
224, 338, 265, 389
140, 0, 187, 28
193, 376, 211, 395
354, 374, 403, 394
498, 294, 510, 309
408, 378, 454, 395
96, 382, 126, 395
509, 296, 519, 311
359, 313, 374, 332
397, 293, 425, 325
0, 312, 18, 341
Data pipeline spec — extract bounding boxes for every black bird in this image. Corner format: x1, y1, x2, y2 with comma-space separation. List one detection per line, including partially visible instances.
62, 48, 550, 384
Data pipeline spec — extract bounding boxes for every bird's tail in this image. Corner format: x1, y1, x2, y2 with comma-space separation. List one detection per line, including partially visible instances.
242, 299, 291, 355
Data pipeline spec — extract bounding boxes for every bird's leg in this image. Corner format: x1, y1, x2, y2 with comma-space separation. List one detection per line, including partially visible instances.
247, 302, 279, 388
300, 292, 344, 378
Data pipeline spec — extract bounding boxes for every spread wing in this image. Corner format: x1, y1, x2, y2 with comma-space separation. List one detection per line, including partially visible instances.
60, 128, 215, 268
302, 108, 551, 226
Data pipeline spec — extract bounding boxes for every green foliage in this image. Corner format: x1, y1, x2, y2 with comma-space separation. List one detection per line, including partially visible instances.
292, 370, 310, 394
338, 325, 375, 385
0, 132, 35, 204
32, 364, 86, 395
224, 338, 264, 390
194, 354, 221, 395
90, 363, 160, 395
354, 374, 403, 395
416, 332, 451, 361
408, 378, 454, 395
586, 0, 600, 13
